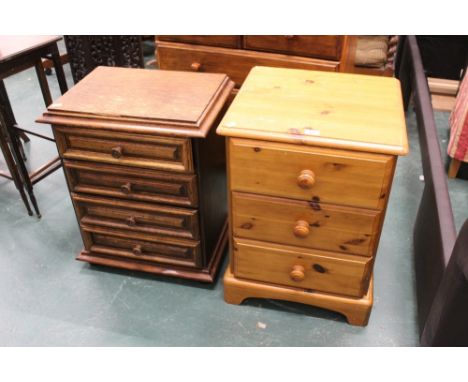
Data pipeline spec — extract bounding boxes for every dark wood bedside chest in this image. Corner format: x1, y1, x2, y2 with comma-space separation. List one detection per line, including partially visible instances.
38, 66, 234, 282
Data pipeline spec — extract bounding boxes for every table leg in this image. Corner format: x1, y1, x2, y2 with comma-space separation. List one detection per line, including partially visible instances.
0, 114, 33, 216
35, 59, 52, 107
49, 44, 68, 94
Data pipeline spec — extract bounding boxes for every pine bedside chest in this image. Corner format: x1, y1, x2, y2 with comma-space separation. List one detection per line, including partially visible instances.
38, 66, 234, 282
217, 66, 408, 325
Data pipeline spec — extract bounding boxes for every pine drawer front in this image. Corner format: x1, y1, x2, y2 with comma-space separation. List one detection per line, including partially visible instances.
233, 238, 372, 297
229, 138, 394, 210
232, 192, 381, 257
64, 160, 198, 207
72, 194, 200, 241
157, 42, 339, 88
243, 36, 344, 60
158, 35, 242, 48
54, 126, 193, 173
84, 230, 202, 268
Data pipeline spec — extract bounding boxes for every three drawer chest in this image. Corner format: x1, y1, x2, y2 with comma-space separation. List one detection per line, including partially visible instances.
217, 66, 408, 325
38, 66, 234, 282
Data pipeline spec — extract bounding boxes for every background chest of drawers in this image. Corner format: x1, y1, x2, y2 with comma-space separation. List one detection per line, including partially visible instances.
156, 35, 397, 91
38, 66, 234, 282
217, 66, 408, 325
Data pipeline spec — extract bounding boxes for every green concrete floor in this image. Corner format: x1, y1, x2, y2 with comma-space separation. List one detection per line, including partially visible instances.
0, 52, 467, 346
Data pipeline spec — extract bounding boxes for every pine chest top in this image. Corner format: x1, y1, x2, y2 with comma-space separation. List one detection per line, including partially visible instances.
217, 66, 408, 155
38, 66, 234, 137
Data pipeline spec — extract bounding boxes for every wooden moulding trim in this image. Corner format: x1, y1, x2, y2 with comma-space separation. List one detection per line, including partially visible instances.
217, 128, 408, 156
156, 41, 340, 69
36, 78, 235, 139
77, 219, 228, 283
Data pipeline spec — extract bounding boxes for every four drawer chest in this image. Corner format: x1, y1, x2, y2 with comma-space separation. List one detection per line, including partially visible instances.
217, 66, 408, 325
38, 66, 234, 282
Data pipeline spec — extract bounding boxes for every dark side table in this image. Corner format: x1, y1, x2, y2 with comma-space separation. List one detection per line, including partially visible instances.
0, 35, 68, 217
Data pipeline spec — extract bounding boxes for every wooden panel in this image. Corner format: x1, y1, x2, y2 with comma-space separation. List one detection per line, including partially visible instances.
232, 192, 381, 256
244, 35, 343, 60
217, 66, 408, 156
157, 42, 339, 88
64, 160, 198, 207
229, 138, 394, 210
55, 126, 193, 173
72, 193, 200, 240
157, 35, 241, 48
233, 238, 372, 297
88, 232, 201, 268
45, 66, 227, 126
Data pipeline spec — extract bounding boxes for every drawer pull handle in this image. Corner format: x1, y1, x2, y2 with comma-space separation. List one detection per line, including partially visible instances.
111, 146, 123, 159
126, 216, 136, 227
293, 220, 310, 238
132, 245, 143, 255
190, 62, 202, 71
290, 265, 305, 282
297, 169, 315, 189
120, 182, 132, 194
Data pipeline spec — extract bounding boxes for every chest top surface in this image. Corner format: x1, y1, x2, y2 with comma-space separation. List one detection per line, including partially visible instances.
217, 66, 408, 155
38, 66, 234, 137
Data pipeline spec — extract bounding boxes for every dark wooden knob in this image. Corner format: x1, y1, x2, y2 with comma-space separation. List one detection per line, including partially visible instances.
290, 265, 305, 282
190, 62, 202, 71
120, 182, 132, 194
126, 216, 136, 227
111, 146, 123, 159
297, 169, 315, 189
293, 220, 310, 238
284, 35, 296, 40
132, 245, 142, 255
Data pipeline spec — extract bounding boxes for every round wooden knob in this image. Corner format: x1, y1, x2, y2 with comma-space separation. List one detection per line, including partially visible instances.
290, 265, 305, 282
126, 216, 136, 227
190, 62, 202, 71
120, 182, 132, 194
297, 169, 315, 189
293, 220, 310, 238
132, 245, 142, 255
111, 146, 123, 159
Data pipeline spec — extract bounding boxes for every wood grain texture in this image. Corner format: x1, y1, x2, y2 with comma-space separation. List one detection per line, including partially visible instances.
55, 126, 194, 173
232, 192, 380, 256
224, 267, 373, 326
244, 35, 344, 60
232, 238, 372, 297
76, 219, 228, 283
38, 66, 235, 138
157, 35, 242, 48
217, 66, 408, 156
228, 138, 395, 209
64, 160, 198, 207
157, 42, 339, 88
72, 193, 200, 240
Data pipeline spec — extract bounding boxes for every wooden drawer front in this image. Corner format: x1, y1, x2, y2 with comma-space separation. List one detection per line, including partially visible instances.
229, 138, 393, 210
73, 194, 199, 240
232, 192, 380, 256
64, 160, 198, 207
157, 42, 339, 88
244, 36, 344, 60
88, 231, 201, 268
55, 126, 193, 173
233, 238, 372, 297
157, 35, 241, 48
